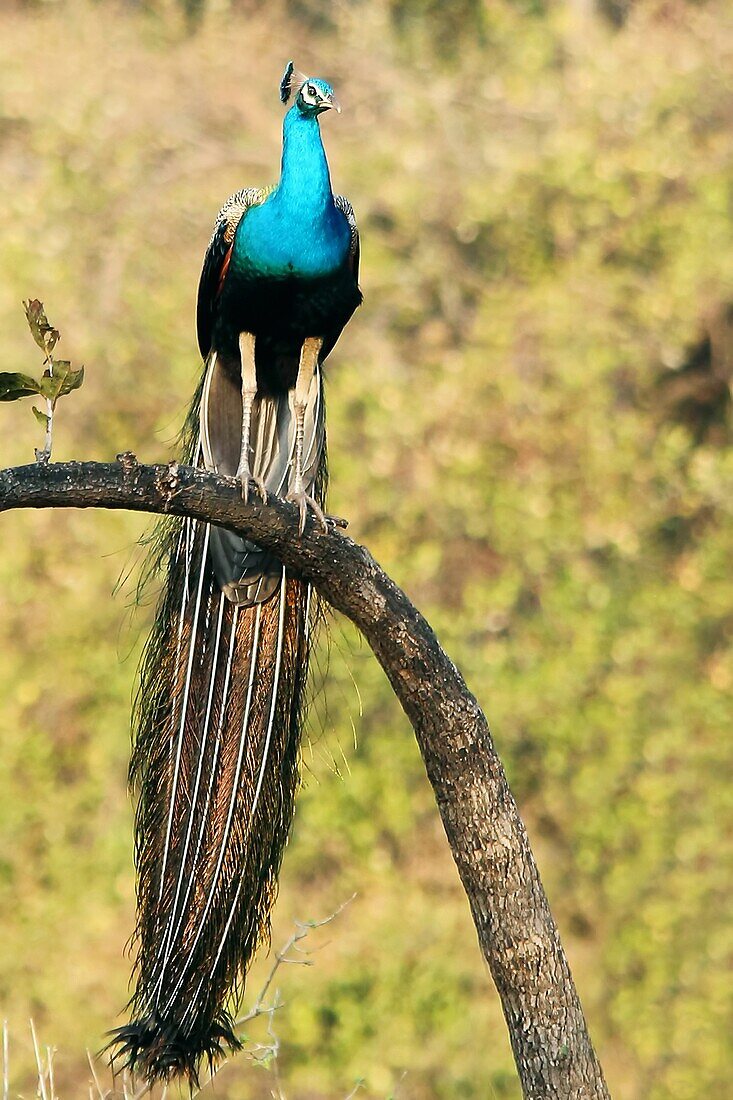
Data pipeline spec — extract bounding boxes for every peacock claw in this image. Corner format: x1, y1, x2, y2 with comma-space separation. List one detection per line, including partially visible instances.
286, 489, 328, 536
237, 467, 268, 504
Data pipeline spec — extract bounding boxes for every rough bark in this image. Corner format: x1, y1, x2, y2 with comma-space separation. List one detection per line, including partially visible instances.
0, 457, 611, 1100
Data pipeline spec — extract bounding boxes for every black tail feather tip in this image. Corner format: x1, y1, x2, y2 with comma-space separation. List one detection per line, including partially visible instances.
105, 1014, 242, 1087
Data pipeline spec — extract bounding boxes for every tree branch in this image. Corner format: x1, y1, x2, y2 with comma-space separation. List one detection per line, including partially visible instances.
0, 457, 610, 1100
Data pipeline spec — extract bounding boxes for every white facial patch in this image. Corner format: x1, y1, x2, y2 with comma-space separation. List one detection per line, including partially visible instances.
299, 80, 321, 106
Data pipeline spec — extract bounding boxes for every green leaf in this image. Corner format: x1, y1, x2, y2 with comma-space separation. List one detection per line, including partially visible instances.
51, 360, 71, 381
58, 364, 84, 397
31, 405, 48, 426
39, 362, 76, 402
39, 372, 62, 402
0, 372, 42, 401
23, 299, 59, 354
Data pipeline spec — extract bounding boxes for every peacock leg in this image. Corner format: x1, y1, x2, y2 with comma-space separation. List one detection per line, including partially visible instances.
287, 336, 327, 535
236, 331, 268, 503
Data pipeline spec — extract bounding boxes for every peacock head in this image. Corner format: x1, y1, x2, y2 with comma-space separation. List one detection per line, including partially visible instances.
280, 61, 341, 117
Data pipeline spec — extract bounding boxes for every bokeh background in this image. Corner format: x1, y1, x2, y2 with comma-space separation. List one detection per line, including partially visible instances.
0, 1, 731, 1097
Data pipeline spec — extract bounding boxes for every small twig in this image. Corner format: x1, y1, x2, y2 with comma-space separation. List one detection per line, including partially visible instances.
36, 346, 54, 466
237, 896, 355, 1028
132, 1068, 153, 1100
29, 1020, 48, 1100
269, 1028, 286, 1099
45, 1047, 55, 1100
3, 1020, 9, 1100
87, 1048, 108, 1100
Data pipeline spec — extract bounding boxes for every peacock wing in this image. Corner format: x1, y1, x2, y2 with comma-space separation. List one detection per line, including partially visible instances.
334, 193, 360, 283
196, 188, 268, 359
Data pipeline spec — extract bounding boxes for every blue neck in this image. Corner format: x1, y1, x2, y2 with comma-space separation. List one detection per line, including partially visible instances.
231, 103, 349, 279
274, 106, 333, 211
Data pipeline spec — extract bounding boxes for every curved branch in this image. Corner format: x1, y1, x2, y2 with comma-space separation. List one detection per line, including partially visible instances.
0, 457, 610, 1100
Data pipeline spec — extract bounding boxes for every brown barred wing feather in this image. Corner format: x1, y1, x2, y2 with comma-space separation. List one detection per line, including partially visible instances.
196, 188, 267, 359
334, 193, 360, 283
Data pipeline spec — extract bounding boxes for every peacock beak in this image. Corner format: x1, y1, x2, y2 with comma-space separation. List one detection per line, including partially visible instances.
323, 94, 341, 113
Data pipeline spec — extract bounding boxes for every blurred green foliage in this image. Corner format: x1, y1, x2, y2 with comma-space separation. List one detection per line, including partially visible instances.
0, 1, 731, 1097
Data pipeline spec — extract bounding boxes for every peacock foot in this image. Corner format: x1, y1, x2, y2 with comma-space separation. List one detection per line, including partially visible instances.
236, 464, 268, 505
286, 488, 328, 536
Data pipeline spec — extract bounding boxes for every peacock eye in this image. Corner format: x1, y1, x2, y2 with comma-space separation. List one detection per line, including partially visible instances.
307, 83, 317, 97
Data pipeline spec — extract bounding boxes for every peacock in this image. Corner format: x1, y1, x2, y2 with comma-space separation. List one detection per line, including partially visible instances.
109, 62, 361, 1085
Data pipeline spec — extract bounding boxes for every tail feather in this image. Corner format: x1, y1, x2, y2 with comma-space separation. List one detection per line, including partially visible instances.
109, 367, 322, 1084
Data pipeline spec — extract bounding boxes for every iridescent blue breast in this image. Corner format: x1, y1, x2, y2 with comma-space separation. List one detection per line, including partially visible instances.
233, 193, 351, 280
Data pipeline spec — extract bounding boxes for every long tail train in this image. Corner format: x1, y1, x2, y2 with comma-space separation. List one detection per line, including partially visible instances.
109, 356, 324, 1084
